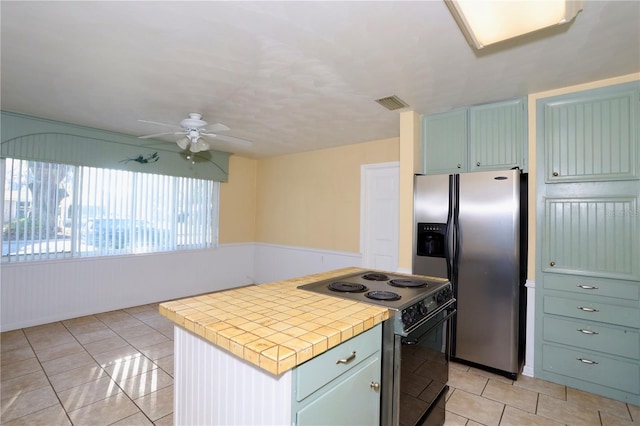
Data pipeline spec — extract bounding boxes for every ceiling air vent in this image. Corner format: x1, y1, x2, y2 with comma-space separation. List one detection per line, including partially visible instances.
375, 95, 409, 111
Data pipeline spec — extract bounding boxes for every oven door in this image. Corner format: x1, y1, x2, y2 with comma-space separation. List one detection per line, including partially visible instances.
396, 306, 456, 426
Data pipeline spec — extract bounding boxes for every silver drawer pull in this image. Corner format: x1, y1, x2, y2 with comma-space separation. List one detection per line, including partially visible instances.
370, 381, 380, 391
336, 351, 356, 365
577, 329, 599, 335
577, 284, 599, 290
577, 357, 598, 365
577, 306, 599, 312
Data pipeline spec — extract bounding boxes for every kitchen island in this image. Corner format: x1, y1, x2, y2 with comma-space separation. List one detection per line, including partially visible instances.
160, 267, 392, 425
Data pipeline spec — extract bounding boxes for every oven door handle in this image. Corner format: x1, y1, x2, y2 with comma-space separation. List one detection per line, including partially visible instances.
402, 308, 457, 345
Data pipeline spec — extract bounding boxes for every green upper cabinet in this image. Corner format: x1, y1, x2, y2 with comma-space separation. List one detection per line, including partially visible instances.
469, 98, 527, 172
422, 108, 468, 174
542, 85, 640, 183
422, 98, 527, 174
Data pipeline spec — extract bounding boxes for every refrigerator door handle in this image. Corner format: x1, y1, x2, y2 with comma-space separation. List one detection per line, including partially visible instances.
445, 174, 456, 281
451, 174, 460, 282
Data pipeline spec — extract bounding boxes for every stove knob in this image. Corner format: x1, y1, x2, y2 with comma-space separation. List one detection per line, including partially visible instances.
419, 301, 428, 315
402, 309, 412, 325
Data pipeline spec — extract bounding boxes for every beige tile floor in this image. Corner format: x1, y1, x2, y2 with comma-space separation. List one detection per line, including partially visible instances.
1, 303, 639, 425
445, 362, 639, 426
1, 303, 173, 425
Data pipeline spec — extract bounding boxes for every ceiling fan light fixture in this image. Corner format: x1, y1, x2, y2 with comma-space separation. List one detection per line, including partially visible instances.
190, 139, 210, 153
176, 137, 190, 150
445, 0, 583, 49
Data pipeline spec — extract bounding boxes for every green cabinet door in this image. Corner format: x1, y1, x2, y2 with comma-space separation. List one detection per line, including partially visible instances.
422, 109, 467, 174
542, 84, 639, 183
469, 98, 527, 172
295, 355, 381, 425
542, 196, 640, 281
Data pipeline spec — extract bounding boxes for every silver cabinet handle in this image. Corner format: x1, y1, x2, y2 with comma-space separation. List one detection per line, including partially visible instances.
577, 329, 599, 335
550, 261, 556, 267
336, 351, 356, 365
370, 381, 380, 391
577, 357, 598, 365
552, 171, 559, 177
577, 284, 598, 290
577, 306, 599, 312
457, 164, 462, 169
476, 161, 481, 166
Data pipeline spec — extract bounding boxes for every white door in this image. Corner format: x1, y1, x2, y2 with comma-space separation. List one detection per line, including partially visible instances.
360, 162, 400, 271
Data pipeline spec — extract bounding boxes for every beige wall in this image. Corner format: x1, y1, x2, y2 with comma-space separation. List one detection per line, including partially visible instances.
254, 138, 399, 252
218, 155, 258, 244
398, 111, 422, 270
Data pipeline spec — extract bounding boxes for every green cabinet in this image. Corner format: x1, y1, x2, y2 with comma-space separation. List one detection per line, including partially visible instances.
542, 196, 639, 281
469, 98, 527, 172
422, 98, 527, 174
422, 108, 468, 174
535, 81, 640, 405
292, 324, 382, 425
543, 88, 639, 183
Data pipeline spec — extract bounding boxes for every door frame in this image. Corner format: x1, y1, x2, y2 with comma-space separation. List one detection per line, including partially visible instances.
360, 161, 400, 271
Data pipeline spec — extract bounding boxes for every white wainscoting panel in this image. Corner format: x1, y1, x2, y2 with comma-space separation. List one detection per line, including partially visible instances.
253, 243, 362, 284
174, 326, 292, 426
0, 243, 256, 331
523, 279, 535, 377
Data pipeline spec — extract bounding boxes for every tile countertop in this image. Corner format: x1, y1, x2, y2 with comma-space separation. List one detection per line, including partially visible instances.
159, 267, 391, 376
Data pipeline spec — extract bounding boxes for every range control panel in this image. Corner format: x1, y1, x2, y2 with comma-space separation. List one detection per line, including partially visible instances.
395, 284, 454, 336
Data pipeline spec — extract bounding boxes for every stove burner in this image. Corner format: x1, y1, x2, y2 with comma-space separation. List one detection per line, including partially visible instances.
328, 282, 368, 293
365, 290, 401, 301
389, 279, 428, 288
361, 273, 390, 281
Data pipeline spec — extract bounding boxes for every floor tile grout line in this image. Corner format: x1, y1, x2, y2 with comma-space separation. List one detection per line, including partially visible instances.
17, 323, 75, 426
68, 312, 161, 425
58, 316, 138, 424
1, 306, 172, 426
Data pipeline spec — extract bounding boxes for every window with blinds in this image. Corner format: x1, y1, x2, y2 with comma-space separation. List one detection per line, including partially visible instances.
1, 158, 217, 262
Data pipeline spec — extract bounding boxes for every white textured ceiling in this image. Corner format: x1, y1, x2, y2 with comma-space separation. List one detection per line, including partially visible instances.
1, 1, 639, 158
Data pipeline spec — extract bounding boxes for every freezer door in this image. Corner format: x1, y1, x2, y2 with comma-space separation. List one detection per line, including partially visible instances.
454, 169, 521, 374
412, 174, 452, 280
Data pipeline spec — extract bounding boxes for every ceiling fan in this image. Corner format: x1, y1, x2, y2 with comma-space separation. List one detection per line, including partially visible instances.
138, 112, 252, 153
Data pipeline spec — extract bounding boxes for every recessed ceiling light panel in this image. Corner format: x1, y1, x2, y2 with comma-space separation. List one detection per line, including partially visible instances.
445, 0, 583, 49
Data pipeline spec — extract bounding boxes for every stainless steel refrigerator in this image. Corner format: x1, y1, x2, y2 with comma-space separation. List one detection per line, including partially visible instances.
412, 169, 527, 379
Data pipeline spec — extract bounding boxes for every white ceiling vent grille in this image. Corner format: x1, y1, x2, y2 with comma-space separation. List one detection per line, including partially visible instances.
375, 95, 409, 111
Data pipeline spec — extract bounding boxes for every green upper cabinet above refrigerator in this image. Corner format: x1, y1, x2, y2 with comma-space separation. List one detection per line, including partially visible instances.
422, 108, 468, 174
469, 98, 527, 172
543, 86, 639, 183
421, 97, 527, 174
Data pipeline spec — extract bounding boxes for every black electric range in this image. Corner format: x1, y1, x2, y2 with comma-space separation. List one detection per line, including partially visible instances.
297, 270, 453, 336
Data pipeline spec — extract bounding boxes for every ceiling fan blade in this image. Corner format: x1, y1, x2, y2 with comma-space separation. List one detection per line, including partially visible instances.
138, 119, 184, 130
205, 123, 230, 132
138, 131, 187, 139
206, 133, 254, 147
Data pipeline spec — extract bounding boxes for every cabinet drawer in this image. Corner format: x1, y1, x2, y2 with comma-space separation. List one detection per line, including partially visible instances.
542, 344, 640, 394
543, 316, 639, 359
295, 355, 381, 426
544, 274, 640, 300
295, 324, 381, 401
544, 296, 640, 328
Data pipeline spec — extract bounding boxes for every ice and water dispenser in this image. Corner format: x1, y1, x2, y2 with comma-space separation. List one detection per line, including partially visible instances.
416, 223, 447, 258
